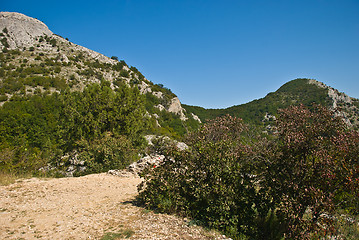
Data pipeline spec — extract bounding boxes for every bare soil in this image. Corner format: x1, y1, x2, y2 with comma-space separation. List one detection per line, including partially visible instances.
0, 173, 228, 240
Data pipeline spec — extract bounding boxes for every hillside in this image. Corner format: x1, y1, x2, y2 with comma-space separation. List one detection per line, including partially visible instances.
0, 12, 201, 135
1, 11, 358, 239
0, 12, 202, 176
184, 78, 359, 130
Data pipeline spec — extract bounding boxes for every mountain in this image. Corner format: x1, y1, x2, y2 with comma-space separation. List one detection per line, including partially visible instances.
0, 12, 201, 176
0, 12, 201, 134
184, 78, 359, 131
1, 12, 358, 177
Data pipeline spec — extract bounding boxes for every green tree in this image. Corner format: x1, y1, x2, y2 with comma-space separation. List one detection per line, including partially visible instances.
61, 81, 148, 151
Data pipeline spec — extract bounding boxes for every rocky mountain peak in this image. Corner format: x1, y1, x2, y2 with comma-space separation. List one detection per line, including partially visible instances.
0, 11, 201, 128
307, 79, 358, 128
0, 12, 53, 49
308, 79, 353, 108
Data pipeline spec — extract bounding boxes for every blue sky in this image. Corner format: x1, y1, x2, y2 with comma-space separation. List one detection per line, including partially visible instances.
2, 0, 359, 108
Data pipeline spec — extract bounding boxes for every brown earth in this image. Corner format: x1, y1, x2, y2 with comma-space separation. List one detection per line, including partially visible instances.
0, 173, 229, 240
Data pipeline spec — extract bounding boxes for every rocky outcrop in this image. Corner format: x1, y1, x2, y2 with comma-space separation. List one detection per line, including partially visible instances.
0, 12, 116, 65
191, 113, 202, 123
168, 97, 188, 121
108, 135, 188, 177
308, 79, 359, 128
309, 79, 353, 109
138, 81, 152, 94
0, 12, 53, 49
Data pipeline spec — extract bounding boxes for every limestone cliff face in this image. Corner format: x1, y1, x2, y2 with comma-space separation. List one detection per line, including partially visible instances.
0, 12, 116, 65
0, 12, 53, 49
167, 97, 188, 121
308, 79, 359, 127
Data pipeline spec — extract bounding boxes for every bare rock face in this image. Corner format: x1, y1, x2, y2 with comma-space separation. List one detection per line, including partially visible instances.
191, 113, 202, 123
308, 79, 352, 109
0, 12, 53, 49
168, 97, 188, 121
308, 79, 359, 127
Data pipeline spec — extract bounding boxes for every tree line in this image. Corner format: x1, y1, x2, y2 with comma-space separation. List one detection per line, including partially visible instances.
0, 80, 148, 175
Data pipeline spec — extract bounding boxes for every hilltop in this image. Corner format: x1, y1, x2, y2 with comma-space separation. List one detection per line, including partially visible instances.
184, 78, 359, 130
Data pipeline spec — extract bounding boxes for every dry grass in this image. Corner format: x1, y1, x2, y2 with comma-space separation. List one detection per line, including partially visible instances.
0, 171, 32, 186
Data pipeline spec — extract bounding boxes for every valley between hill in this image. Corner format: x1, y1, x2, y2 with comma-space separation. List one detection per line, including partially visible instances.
0, 173, 228, 240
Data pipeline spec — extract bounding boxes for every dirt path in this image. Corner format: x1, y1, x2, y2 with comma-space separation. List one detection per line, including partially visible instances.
0, 173, 228, 240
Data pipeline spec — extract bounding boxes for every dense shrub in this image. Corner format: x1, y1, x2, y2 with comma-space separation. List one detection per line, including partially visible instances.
138, 105, 359, 239
138, 115, 270, 239
263, 104, 359, 239
60, 81, 148, 151
75, 133, 138, 174
120, 69, 130, 78
0, 80, 149, 175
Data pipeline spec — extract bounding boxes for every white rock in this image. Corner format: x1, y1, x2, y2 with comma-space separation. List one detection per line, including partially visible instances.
191, 113, 202, 123
155, 104, 165, 111
138, 81, 152, 94
168, 97, 188, 121
152, 91, 164, 99
0, 12, 53, 49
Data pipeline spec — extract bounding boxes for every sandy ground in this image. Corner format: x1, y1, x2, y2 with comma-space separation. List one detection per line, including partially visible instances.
0, 173, 228, 240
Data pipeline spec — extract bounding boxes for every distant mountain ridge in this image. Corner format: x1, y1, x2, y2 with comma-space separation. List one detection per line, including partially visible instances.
0, 11, 358, 133
184, 78, 359, 130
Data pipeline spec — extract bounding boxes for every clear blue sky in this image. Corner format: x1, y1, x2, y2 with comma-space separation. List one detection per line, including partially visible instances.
2, 0, 359, 108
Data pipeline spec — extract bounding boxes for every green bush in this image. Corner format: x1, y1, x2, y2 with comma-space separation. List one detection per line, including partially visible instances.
138, 106, 359, 239
75, 133, 138, 174
0, 95, 8, 102
138, 115, 269, 239
120, 69, 130, 78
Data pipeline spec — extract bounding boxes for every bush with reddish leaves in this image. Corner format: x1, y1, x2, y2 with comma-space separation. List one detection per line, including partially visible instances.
263, 104, 359, 239
138, 105, 359, 239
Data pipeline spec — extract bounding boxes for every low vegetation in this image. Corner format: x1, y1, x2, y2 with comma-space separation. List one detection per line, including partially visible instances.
1, 22, 358, 239
0, 80, 148, 177
183, 78, 332, 125
138, 105, 359, 239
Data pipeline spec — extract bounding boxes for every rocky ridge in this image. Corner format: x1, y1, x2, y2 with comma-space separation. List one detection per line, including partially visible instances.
0, 11, 201, 124
308, 79, 359, 127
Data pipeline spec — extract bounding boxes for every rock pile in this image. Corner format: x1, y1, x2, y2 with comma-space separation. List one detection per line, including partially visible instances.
108, 154, 166, 177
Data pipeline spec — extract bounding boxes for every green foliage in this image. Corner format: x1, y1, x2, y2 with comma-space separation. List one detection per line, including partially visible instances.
0, 95, 8, 102
138, 115, 270, 239
112, 60, 127, 71
183, 78, 331, 125
1, 37, 9, 48
0, 145, 47, 175
61, 81, 147, 150
151, 83, 176, 98
101, 229, 134, 240
0, 80, 149, 175
120, 69, 130, 78
110, 56, 118, 61
75, 133, 138, 175
138, 106, 359, 239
